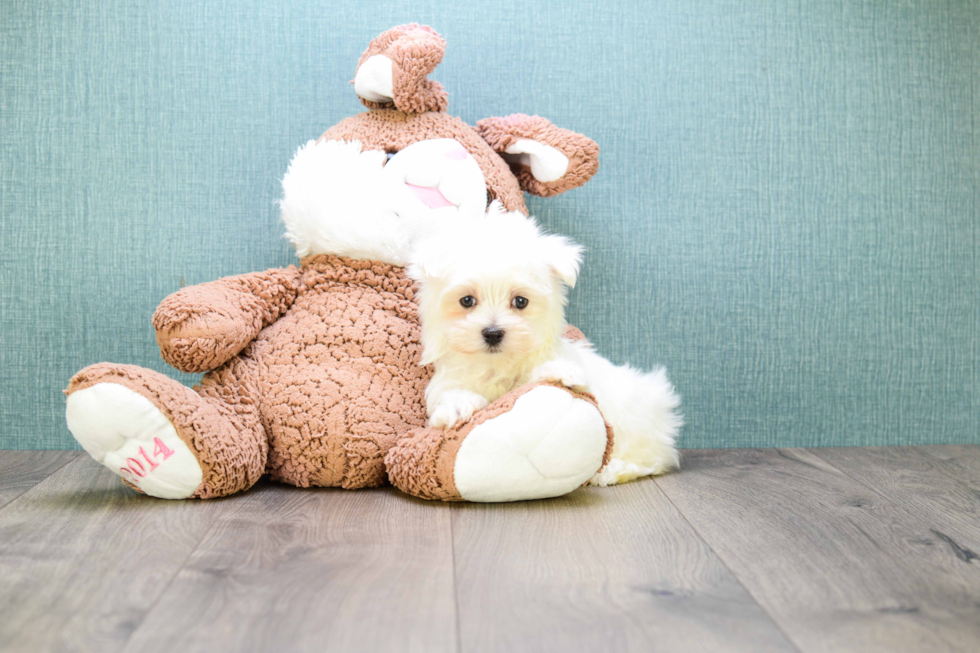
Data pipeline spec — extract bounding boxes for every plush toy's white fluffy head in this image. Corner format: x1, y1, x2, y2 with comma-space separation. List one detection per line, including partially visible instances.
279, 138, 489, 265
408, 207, 582, 366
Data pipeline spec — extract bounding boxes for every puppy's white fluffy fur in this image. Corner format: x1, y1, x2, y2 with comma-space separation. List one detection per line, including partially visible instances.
410, 207, 682, 485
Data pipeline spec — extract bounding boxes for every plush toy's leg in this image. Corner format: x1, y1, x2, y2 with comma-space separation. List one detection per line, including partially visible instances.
65, 360, 267, 499
386, 383, 613, 502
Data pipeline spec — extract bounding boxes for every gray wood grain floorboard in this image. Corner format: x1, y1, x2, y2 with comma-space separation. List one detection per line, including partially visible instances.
451, 479, 796, 653
0, 455, 223, 653
119, 484, 457, 653
6, 448, 978, 653
917, 445, 980, 488
656, 449, 980, 653
812, 447, 980, 551
0, 450, 80, 511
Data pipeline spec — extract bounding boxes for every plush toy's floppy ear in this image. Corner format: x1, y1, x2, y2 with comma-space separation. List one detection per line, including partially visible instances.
475, 114, 599, 197
353, 24, 448, 113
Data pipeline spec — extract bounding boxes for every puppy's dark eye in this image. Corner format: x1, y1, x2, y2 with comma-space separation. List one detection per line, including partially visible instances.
460, 295, 477, 308
512, 296, 529, 310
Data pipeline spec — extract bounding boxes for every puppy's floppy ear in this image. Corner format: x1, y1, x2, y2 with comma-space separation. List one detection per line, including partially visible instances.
475, 114, 599, 197
540, 234, 583, 289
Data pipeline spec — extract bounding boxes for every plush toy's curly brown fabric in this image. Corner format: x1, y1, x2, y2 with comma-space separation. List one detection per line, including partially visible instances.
263, 256, 430, 489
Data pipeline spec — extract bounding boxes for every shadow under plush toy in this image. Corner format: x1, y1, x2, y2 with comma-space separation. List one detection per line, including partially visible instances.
65, 24, 679, 502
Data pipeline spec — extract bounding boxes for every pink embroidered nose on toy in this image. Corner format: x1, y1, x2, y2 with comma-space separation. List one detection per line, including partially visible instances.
406, 183, 455, 209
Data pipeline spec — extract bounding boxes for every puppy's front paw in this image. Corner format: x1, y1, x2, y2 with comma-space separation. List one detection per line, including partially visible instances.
428, 390, 490, 429
530, 360, 589, 392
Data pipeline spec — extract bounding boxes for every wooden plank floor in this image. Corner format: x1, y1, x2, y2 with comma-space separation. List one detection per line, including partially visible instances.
0, 446, 978, 653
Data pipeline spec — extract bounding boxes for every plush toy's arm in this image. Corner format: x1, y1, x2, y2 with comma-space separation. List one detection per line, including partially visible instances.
152, 267, 304, 373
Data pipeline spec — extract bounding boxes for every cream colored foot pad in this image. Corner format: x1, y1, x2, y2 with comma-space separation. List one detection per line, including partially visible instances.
66, 383, 202, 499
454, 386, 607, 502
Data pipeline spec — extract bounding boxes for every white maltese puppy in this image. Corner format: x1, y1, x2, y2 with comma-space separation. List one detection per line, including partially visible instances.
409, 205, 682, 485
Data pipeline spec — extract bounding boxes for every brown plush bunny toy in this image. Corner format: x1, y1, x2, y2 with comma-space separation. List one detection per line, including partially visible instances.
65, 24, 611, 502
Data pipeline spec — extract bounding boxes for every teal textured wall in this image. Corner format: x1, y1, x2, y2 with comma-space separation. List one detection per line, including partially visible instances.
1, 0, 978, 449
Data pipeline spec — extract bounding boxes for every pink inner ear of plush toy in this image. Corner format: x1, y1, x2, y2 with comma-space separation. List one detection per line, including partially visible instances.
406, 183, 455, 209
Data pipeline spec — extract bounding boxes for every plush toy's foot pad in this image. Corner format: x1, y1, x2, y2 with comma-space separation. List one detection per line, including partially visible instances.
386, 383, 611, 503
66, 382, 203, 499
454, 385, 608, 502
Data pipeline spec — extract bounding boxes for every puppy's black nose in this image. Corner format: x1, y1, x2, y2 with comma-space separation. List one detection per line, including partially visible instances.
482, 327, 505, 348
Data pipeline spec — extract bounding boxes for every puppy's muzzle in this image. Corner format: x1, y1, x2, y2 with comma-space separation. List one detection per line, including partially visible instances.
482, 327, 505, 349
